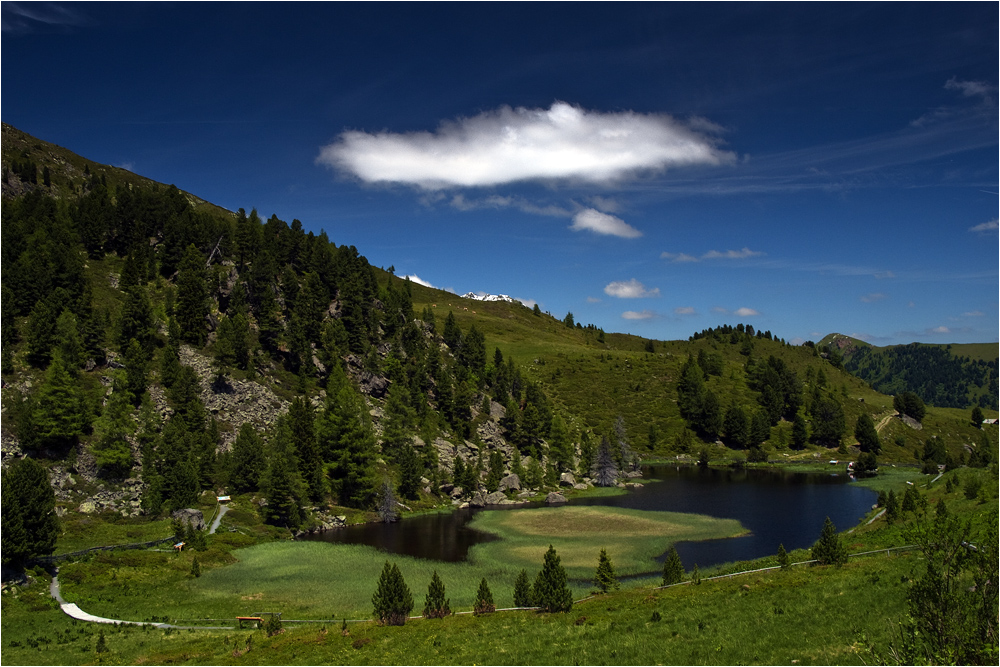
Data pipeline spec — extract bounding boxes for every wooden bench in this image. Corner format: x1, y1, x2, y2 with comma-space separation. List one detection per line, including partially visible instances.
237, 616, 263, 628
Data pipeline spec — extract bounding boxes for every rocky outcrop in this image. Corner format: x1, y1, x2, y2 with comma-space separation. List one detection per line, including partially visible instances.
171, 508, 206, 531
344, 354, 390, 398
499, 473, 521, 492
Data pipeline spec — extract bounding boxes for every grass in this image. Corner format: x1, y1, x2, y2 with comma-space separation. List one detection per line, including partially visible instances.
468, 505, 747, 578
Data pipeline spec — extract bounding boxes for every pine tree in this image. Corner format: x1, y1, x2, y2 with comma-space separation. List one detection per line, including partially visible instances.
532, 545, 573, 612
288, 397, 324, 502
228, 423, 266, 493
473, 577, 495, 615
854, 413, 881, 453
372, 561, 413, 626
32, 352, 87, 451
777, 543, 790, 569
593, 548, 619, 592
592, 436, 618, 487
811, 516, 848, 566
1, 457, 59, 569
662, 546, 685, 585
175, 244, 208, 346
422, 570, 451, 618
791, 412, 809, 449
513, 568, 533, 607
397, 443, 422, 500
190, 555, 201, 578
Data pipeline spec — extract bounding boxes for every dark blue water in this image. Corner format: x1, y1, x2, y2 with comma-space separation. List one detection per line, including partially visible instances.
303, 464, 876, 571
575, 465, 876, 569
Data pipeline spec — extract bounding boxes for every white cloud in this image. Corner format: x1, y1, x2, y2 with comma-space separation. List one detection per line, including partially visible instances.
586, 196, 623, 214
449, 193, 572, 217
404, 274, 435, 288
514, 297, 537, 308
929, 325, 951, 334
969, 219, 998, 233
604, 279, 660, 299
962, 310, 984, 317
660, 251, 699, 263
318, 101, 734, 189
734, 307, 760, 317
701, 247, 764, 260
622, 310, 656, 320
674, 306, 696, 315
570, 208, 642, 238
586, 296, 602, 303
661, 247, 764, 262
860, 292, 886, 303
945, 77, 996, 99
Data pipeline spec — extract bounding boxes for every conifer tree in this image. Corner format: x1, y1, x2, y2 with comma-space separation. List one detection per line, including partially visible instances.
261, 420, 304, 529
1, 457, 59, 569
811, 516, 848, 566
372, 561, 413, 626
854, 413, 881, 453
662, 545, 685, 585
229, 423, 266, 493
777, 543, 790, 569
532, 545, 573, 612
592, 436, 618, 487
473, 577, 496, 615
513, 568, 533, 607
593, 548, 619, 592
397, 443, 422, 500
175, 244, 208, 346
485, 449, 504, 493
422, 570, 451, 619
32, 352, 87, 451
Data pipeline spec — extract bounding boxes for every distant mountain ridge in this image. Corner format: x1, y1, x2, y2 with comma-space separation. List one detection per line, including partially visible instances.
820, 333, 998, 409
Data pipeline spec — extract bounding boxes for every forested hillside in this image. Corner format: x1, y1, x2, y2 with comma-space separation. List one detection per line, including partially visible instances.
822, 333, 998, 409
1, 124, 994, 553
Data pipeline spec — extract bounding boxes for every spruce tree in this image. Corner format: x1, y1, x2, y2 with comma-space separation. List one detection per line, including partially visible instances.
473, 577, 495, 615
397, 443, 422, 500
533, 545, 573, 612
372, 561, 413, 626
854, 413, 881, 453
175, 244, 208, 346
592, 436, 618, 487
1, 457, 59, 569
32, 352, 87, 451
777, 543, 790, 569
662, 546, 685, 585
422, 570, 451, 618
513, 568, 533, 607
229, 423, 265, 493
811, 516, 848, 566
593, 548, 619, 592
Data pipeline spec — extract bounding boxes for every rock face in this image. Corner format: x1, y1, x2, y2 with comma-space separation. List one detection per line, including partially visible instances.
171, 508, 206, 531
345, 354, 390, 398
545, 492, 568, 505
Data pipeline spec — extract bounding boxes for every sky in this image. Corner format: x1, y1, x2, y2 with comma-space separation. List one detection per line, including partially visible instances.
2, 2, 997, 346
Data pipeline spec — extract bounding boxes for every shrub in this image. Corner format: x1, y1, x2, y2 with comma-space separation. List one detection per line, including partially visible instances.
593, 548, 619, 593
777, 543, 789, 569
263, 614, 282, 637
662, 546, 684, 585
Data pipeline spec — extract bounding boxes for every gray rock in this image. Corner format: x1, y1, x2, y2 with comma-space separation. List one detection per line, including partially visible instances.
559, 472, 576, 487
485, 491, 508, 505
545, 492, 568, 505
469, 491, 488, 508
499, 473, 521, 492
171, 508, 206, 531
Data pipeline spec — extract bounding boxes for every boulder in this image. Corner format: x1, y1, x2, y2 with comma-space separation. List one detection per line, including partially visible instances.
485, 491, 508, 505
171, 508, 206, 531
469, 491, 488, 508
545, 492, 568, 505
559, 472, 576, 487
498, 473, 521, 492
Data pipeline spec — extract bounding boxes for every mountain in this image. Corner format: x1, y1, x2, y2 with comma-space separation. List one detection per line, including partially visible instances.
1, 123, 994, 532
460, 292, 520, 304
820, 333, 998, 409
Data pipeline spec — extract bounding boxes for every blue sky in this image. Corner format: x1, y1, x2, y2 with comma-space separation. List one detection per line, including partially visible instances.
3, 2, 997, 345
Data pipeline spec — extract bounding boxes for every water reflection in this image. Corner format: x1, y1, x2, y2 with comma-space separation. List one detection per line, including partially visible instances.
302, 465, 877, 570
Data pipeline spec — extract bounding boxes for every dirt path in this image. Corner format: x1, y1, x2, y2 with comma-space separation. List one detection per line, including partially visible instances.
875, 411, 896, 433
209, 504, 229, 534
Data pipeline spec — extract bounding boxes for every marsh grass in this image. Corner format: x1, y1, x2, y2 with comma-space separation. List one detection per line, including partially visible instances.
468, 505, 747, 577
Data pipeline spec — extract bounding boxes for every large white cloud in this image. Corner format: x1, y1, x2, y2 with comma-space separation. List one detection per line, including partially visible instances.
318, 101, 734, 189
604, 279, 660, 298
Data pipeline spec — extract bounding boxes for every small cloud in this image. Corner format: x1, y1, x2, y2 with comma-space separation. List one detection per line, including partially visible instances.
962, 310, 984, 317
734, 307, 760, 317
969, 219, 998, 233
701, 247, 764, 260
860, 293, 886, 303
945, 77, 996, 99
928, 326, 951, 335
622, 310, 656, 320
2, 2, 90, 33
570, 208, 643, 238
514, 297, 537, 308
586, 296, 602, 303
661, 251, 699, 263
674, 306, 696, 315
404, 274, 435, 288
604, 279, 660, 299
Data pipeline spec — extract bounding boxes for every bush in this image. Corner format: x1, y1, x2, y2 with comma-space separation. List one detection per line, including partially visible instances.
263, 614, 282, 637
662, 546, 685, 585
